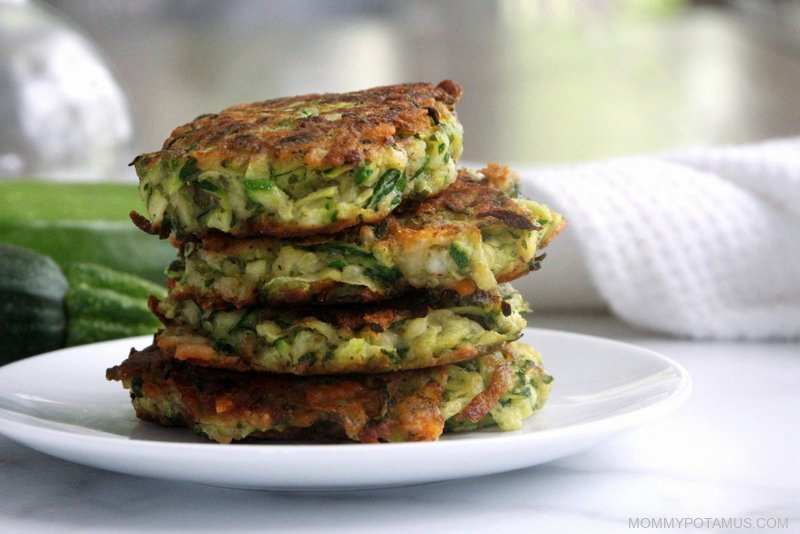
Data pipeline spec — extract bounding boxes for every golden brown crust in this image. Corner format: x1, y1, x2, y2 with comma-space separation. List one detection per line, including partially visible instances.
154, 325, 487, 375
106, 343, 448, 443
169, 165, 561, 308
176, 165, 536, 246
222, 215, 368, 239
165, 287, 495, 334
385, 165, 538, 233
133, 81, 462, 173
169, 278, 389, 309
453, 357, 515, 423
152, 282, 524, 375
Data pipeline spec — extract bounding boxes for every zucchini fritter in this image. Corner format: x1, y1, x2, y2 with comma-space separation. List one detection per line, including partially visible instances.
107, 79, 560, 445
168, 164, 565, 307
132, 81, 463, 238
154, 285, 528, 375
105, 340, 552, 444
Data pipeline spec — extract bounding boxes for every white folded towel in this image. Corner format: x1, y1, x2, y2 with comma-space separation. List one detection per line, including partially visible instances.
511, 137, 800, 340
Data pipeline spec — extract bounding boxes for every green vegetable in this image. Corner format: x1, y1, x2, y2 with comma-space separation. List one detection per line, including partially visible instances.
312, 242, 374, 259
311, 242, 400, 287
243, 178, 276, 205
411, 157, 430, 179
354, 165, 374, 185
64, 262, 162, 300
0, 244, 68, 363
63, 262, 165, 347
198, 180, 220, 192
364, 265, 401, 286
298, 107, 318, 118
179, 157, 200, 182
329, 259, 348, 270
0, 180, 174, 284
0, 245, 165, 364
450, 243, 470, 269
243, 178, 275, 192
366, 169, 405, 209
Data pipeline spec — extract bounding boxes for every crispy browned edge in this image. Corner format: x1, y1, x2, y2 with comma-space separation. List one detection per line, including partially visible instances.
105, 340, 517, 443
149, 287, 510, 375
131, 80, 462, 173
167, 164, 564, 307
155, 325, 491, 375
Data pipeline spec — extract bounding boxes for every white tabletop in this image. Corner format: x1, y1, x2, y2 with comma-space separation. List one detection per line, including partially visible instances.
1, 312, 797, 534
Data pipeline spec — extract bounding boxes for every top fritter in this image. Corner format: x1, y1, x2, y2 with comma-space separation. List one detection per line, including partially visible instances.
132, 81, 464, 238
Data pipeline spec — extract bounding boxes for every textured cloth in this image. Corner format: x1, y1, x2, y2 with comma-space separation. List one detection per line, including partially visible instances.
512, 137, 800, 340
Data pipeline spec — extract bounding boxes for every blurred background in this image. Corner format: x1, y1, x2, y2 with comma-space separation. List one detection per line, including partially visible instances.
2, 0, 800, 181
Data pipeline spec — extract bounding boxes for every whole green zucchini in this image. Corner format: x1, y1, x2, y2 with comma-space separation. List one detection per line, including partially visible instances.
0, 180, 174, 284
63, 262, 165, 347
0, 244, 68, 362
0, 245, 165, 364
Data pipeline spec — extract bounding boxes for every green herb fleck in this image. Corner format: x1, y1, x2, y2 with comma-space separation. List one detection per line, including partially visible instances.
329, 259, 347, 270
198, 180, 219, 192
388, 173, 407, 208
243, 178, 275, 191
411, 157, 430, 179
529, 252, 546, 272
131, 377, 143, 399
512, 385, 532, 398
449, 243, 470, 269
313, 242, 373, 259
460, 359, 479, 372
355, 165, 373, 185
366, 169, 403, 209
179, 157, 199, 182
273, 317, 292, 329
365, 265, 401, 286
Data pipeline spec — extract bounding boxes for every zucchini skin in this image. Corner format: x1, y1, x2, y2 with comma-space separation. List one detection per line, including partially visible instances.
0, 180, 174, 284
0, 245, 166, 363
0, 245, 68, 364
63, 263, 165, 347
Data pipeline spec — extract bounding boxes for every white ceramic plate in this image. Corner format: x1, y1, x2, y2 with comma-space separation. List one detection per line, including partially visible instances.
0, 329, 690, 490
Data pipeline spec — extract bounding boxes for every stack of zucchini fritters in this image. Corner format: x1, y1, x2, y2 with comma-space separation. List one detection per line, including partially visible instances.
107, 80, 564, 443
